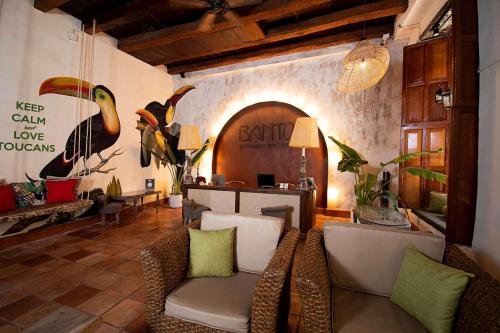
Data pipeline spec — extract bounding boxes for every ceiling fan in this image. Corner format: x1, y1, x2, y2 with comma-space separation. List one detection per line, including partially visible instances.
169, 0, 263, 32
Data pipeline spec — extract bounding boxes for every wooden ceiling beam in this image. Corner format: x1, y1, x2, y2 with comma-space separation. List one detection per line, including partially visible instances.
167, 24, 393, 74
234, 22, 266, 42
83, 0, 157, 34
268, 0, 406, 39
34, 0, 71, 12
151, 0, 406, 66
118, 0, 332, 53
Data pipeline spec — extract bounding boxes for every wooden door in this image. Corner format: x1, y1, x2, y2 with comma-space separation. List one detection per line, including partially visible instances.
400, 37, 451, 208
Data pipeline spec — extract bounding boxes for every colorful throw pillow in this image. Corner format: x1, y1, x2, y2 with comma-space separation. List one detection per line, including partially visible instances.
188, 227, 235, 278
46, 179, 79, 204
12, 180, 47, 208
391, 245, 474, 333
428, 191, 448, 213
0, 185, 16, 213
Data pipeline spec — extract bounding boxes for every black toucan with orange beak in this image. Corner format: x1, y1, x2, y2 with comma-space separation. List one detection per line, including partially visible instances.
38, 77, 121, 179
137, 85, 195, 167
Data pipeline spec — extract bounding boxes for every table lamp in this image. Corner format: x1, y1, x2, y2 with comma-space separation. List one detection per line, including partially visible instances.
289, 117, 320, 190
178, 125, 202, 184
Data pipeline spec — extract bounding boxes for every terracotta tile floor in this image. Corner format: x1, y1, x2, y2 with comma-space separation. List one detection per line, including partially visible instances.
0, 207, 309, 332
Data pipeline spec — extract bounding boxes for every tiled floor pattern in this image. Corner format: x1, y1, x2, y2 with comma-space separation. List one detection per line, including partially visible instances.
0, 207, 308, 332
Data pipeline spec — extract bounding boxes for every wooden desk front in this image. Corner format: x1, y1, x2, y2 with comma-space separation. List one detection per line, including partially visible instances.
182, 184, 315, 234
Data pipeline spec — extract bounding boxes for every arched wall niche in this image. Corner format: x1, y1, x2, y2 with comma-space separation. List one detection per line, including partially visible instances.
212, 101, 328, 208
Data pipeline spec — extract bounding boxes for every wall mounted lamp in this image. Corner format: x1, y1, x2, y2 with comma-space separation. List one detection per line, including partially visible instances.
435, 86, 452, 108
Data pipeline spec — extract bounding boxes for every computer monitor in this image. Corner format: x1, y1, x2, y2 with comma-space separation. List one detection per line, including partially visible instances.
257, 174, 276, 188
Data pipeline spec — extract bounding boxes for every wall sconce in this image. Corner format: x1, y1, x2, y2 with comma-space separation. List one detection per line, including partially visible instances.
435, 87, 452, 108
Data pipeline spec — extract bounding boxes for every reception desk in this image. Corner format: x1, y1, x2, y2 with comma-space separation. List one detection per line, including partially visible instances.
182, 184, 316, 234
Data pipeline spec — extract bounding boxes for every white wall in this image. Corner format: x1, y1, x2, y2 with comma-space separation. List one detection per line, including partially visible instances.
0, 0, 174, 200
174, 39, 406, 210
394, 0, 448, 44
472, 0, 500, 280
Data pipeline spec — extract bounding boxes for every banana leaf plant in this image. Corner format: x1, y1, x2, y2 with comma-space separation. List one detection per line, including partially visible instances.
329, 136, 447, 209
140, 124, 210, 195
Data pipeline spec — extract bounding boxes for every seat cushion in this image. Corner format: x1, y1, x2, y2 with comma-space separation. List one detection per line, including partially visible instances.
201, 211, 283, 273
324, 222, 445, 296
332, 287, 427, 333
412, 208, 446, 234
165, 272, 260, 333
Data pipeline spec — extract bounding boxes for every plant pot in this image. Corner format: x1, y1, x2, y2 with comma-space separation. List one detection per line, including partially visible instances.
169, 194, 183, 208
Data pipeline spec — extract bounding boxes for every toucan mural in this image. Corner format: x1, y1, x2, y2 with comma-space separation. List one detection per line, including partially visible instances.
136, 85, 195, 168
38, 77, 121, 179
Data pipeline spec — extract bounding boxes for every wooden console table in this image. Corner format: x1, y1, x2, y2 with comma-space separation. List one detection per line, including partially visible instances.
182, 184, 316, 234
111, 190, 161, 215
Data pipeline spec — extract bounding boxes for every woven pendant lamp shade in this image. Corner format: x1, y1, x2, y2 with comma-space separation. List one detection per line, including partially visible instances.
337, 40, 390, 93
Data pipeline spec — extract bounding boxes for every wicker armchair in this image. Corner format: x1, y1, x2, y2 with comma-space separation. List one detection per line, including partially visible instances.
142, 219, 299, 333
297, 228, 500, 333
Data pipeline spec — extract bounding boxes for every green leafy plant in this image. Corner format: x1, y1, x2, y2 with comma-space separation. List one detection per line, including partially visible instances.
143, 135, 209, 195
329, 136, 447, 209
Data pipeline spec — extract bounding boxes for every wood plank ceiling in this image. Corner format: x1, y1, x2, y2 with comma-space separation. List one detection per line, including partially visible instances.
34, 0, 408, 75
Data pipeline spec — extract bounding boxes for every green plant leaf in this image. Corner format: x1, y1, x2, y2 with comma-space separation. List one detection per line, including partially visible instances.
365, 173, 377, 190
329, 136, 368, 173
381, 148, 444, 166
191, 139, 210, 166
405, 167, 447, 184
164, 142, 177, 165
329, 136, 366, 160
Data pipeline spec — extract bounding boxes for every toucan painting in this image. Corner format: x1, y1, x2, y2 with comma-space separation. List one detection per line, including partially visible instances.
38, 77, 121, 179
136, 86, 195, 167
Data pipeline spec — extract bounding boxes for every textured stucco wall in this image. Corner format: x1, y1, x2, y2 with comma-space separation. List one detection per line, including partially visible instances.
472, 0, 500, 280
173, 39, 406, 210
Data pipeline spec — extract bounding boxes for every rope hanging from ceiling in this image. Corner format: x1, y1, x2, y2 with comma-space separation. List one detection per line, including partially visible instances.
73, 21, 96, 199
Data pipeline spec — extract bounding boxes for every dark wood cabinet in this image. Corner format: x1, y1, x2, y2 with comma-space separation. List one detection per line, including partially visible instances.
400, 0, 479, 245
400, 37, 451, 209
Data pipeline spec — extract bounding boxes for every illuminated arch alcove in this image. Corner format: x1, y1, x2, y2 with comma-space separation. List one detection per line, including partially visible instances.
212, 101, 328, 208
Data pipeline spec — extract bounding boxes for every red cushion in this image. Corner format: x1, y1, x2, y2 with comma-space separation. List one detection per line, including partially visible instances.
0, 185, 16, 213
46, 179, 78, 204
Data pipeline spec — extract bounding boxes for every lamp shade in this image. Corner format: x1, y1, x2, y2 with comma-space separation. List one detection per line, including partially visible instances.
178, 125, 202, 150
337, 40, 390, 93
289, 117, 320, 148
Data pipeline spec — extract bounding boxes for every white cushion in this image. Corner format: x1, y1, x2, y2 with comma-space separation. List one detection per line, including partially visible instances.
323, 222, 445, 297
201, 211, 283, 273
165, 272, 260, 333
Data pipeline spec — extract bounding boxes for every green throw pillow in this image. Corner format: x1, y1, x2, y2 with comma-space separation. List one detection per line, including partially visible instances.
188, 227, 235, 278
442, 205, 448, 216
391, 245, 474, 333
428, 191, 448, 213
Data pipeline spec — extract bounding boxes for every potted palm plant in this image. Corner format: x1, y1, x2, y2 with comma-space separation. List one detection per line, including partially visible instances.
329, 137, 447, 223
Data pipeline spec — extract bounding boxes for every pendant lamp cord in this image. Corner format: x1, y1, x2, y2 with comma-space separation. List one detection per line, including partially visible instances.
363, 0, 366, 40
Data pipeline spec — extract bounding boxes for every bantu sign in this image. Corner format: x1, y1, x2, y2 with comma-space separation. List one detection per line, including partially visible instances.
238, 122, 294, 148
213, 101, 328, 208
